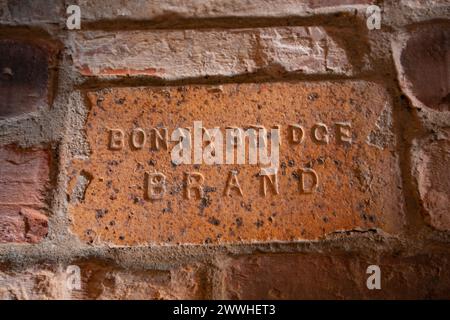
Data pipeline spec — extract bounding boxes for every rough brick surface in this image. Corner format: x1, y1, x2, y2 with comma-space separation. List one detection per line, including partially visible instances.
74, 0, 371, 21
71, 27, 352, 79
0, 0, 371, 24
0, 146, 50, 243
223, 253, 450, 299
0, 39, 53, 117
68, 81, 403, 245
397, 22, 449, 111
1, 0, 450, 301
0, 262, 206, 300
414, 133, 450, 231
0, 265, 63, 300
385, 1, 450, 27
71, 261, 206, 300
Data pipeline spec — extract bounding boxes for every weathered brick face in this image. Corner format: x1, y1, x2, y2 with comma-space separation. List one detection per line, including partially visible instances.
68, 82, 403, 245
414, 132, 450, 231
72, 261, 207, 300
399, 22, 449, 111
0, 264, 63, 300
72, 27, 353, 78
0, 146, 50, 243
0, 0, 449, 300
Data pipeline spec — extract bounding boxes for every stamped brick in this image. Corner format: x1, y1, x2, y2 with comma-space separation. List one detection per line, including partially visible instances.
413, 133, 450, 230
0, 146, 51, 243
71, 261, 206, 300
222, 253, 450, 299
68, 81, 403, 245
71, 27, 352, 79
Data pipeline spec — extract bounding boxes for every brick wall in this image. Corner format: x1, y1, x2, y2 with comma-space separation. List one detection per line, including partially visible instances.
0, 0, 449, 299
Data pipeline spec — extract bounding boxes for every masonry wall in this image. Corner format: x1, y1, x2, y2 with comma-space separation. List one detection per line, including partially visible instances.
0, 0, 449, 299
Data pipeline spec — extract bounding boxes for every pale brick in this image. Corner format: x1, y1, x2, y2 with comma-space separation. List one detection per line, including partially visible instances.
71, 27, 352, 79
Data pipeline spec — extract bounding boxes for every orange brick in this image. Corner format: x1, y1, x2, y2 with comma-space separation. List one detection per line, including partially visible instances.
68, 81, 404, 245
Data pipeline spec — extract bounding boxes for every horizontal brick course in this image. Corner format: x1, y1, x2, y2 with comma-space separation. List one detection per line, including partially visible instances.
71, 27, 353, 79
72, 261, 207, 300
222, 253, 450, 299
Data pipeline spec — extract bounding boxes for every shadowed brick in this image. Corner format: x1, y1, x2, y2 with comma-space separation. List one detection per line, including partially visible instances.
399, 22, 449, 111
0, 39, 52, 117
414, 133, 450, 230
223, 253, 450, 299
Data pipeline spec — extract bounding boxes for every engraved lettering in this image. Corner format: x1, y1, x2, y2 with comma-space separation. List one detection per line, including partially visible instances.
298, 168, 319, 194
150, 127, 169, 150
145, 172, 166, 200
131, 128, 146, 149
336, 122, 352, 145
311, 123, 329, 145
184, 172, 205, 199
109, 129, 124, 150
225, 170, 244, 197
260, 172, 279, 196
289, 124, 305, 144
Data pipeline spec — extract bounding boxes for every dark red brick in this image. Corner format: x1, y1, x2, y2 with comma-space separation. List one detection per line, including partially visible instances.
400, 22, 449, 111
0, 39, 54, 117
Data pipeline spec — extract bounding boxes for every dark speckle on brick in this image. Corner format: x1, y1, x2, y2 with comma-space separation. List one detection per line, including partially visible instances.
208, 217, 221, 226
95, 209, 108, 219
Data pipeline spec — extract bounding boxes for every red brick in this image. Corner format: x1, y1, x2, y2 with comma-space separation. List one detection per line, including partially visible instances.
71, 27, 352, 79
0, 146, 51, 243
222, 253, 450, 299
71, 261, 207, 300
414, 133, 450, 230
398, 22, 449, 111
0, 39, 55, 117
